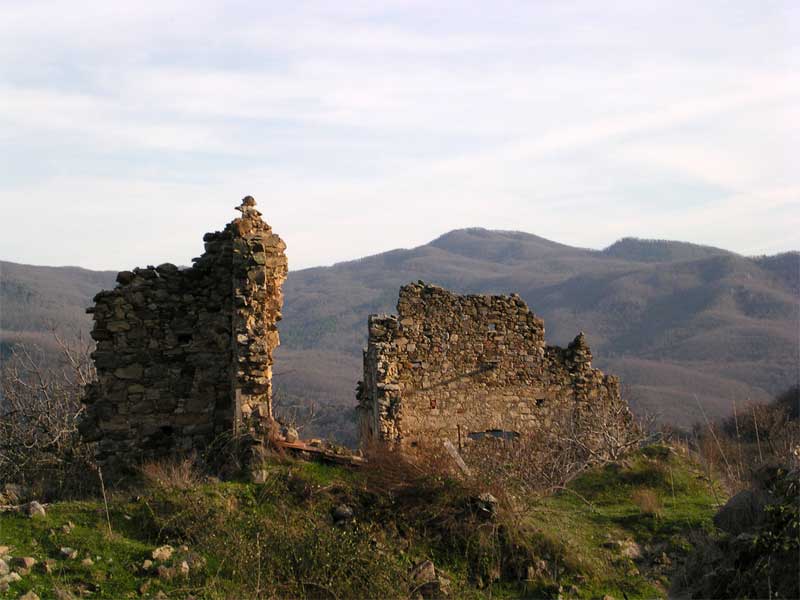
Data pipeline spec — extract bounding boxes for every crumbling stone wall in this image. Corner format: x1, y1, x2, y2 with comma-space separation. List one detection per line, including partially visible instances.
81, 197, 287, 471
357, 282, 631, 450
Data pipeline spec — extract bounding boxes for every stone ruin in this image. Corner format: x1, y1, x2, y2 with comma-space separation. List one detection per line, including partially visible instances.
357, 282, 632, 451
81, 198, 632, 473
80, 197, 287, 473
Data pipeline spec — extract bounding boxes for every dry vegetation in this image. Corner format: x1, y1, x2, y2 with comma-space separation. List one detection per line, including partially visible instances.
0, 332, 98, 498
693, 385, 800, 493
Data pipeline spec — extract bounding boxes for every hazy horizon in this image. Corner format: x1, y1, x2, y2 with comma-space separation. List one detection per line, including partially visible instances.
1, 1, 798, 270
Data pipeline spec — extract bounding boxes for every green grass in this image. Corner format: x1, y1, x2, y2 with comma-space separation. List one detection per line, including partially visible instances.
1, 501, 166, 599
522, 445, 723, 598
0, 446, 723, 599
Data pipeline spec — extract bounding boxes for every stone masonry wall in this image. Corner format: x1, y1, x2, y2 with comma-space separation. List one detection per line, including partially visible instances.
81, 197, 287, 472
357, 282, 631, 451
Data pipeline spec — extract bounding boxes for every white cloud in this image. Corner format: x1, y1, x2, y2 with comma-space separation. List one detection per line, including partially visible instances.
0, 0, 797, 270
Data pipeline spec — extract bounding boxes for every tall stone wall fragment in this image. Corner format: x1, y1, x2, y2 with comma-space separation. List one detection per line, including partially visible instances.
81, 197, 287, 473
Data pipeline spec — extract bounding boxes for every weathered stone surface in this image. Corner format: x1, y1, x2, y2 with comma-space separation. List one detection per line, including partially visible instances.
13, 557, 36, 570
357, 283, 631, 454
81, 197, 288, 474
474, 492, 499, 519
332, 504, 354, 523
157, 565, 175, 580
713, 488, 771, 535
410, 560, 450, 598
25, 501, 46, 519
152, 545, 174, 562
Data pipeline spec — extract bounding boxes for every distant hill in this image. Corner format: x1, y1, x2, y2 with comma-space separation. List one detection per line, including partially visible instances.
601, 237, 736, 263
2, 233, 798, 444
0, 261, 116, 355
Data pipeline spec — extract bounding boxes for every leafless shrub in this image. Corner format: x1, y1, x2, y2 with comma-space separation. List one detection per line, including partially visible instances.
461, 401, 644, 495
693, 387, 800, 492
0, 331, 97, 498
362, 440, 459, 500
273, 395, 320, 435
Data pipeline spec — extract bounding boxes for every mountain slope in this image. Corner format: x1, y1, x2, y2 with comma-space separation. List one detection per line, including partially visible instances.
2, 233, 797, 443
276, 232, 798, 438
0, 260, 116, 354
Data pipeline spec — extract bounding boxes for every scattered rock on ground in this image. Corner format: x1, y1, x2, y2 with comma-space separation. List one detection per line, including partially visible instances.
152, 545, 174, 561
603, 537, 642, 560
714, 488, 770, 535
157, 565, 174, 580
0, 559, 8, 576
0, 546, 10, 557
60, 548, 78, 560
141, 559, 153, 571
411, 560, 436, 585
14, 557, 36, 570
620, 539, 642, 559
80, 558, 93, 567
18, 591, 40, 600
332, 504, 354, 523
179, 560, 190, 577
410, 560, 450, 598
25, 501, 46, 519
475, 492, 499, 518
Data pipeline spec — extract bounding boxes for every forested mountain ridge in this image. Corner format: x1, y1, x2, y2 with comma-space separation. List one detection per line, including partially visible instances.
2, 232, 797, 443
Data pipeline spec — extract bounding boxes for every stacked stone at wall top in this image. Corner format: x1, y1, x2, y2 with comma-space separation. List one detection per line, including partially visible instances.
358, 281, 629, 451
81, 196, 288, 474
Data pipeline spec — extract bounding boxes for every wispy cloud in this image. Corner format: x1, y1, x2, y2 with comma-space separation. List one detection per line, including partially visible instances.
0, 0, 797, 269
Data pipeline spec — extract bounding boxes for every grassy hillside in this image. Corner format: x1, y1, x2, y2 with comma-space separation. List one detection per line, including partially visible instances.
2, 233, 798, 443
0, 446, 722, 599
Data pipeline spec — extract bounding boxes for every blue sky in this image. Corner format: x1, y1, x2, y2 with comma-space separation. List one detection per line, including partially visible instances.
0, 0, 797, 270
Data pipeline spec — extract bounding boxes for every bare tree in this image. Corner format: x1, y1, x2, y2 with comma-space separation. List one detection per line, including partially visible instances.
461, 397, 645, 495
0, 331, 96, 497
